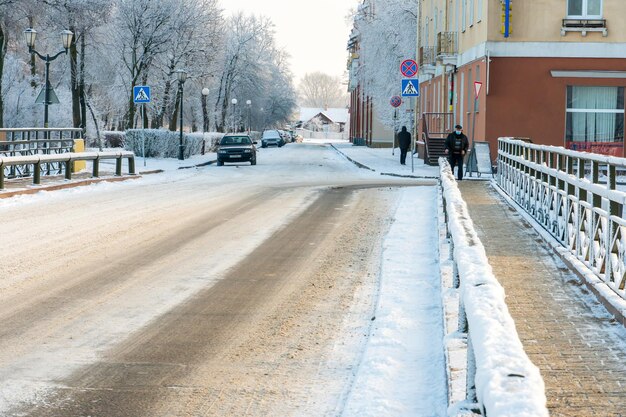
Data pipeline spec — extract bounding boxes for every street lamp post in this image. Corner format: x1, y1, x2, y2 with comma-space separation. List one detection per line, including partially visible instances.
231, 98, 237, 132
176, 69, 188, 160
246, 100, 251, 134
201, 88, 210, 155
201, 87, 210, 132
24, 28, 73, 129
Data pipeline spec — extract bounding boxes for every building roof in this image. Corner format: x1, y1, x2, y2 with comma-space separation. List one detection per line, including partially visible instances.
299, 107, 349, 124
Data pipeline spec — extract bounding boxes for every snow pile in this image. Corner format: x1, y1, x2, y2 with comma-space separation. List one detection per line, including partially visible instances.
439, 158, 549, 417
342, 186, 447, 417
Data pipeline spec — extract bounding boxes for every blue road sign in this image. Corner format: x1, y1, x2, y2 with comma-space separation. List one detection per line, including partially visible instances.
133, 86, 151, 103
400, 59, 418, 78
401, 79, 419, 97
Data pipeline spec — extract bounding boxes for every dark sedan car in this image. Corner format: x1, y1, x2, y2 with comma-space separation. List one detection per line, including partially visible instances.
216, 134, 257, 166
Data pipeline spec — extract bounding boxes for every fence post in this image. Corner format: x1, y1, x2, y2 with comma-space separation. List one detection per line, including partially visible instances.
0, 161, 4, 190
466, 334, 478, 404
93, 156, 100, 178
128, 156, 136, 175
34, 161, 41, 185
65, 159, 72, 180
115, 157, 122, 176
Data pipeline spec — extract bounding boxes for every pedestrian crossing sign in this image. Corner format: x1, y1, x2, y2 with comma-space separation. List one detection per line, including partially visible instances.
401, 79, 419, 97
133, 86, 151, 103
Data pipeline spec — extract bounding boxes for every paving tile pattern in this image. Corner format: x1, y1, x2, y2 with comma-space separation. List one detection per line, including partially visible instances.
460, 181, 626, 417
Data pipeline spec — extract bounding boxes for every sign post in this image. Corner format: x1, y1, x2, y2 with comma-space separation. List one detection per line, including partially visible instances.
133, 86, 151, 167
401, 79, 419, 172
390, 96, 402, 156
400, 58, 419, 172
471, 81, 482, 148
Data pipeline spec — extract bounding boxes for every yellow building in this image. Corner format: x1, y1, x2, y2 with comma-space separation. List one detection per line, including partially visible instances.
418, 0, 626, 160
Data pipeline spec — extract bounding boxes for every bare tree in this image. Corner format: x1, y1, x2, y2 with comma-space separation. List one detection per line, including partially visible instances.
298, 72, 347, 108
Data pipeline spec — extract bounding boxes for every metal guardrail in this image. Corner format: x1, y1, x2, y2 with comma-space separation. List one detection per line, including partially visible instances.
497, 138, 626, 302
439, 157, 548, 416
0, 128, 83, 178
0, 151, 136, 190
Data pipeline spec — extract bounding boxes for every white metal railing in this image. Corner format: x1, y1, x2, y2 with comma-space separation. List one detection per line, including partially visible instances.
439, 157, 548, 416
497, 138, 626, 302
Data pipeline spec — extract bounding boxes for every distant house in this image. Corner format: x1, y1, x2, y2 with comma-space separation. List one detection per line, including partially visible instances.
297, 108, 349, 133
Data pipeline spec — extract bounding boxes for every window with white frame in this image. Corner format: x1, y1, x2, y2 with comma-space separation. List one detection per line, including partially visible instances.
567, 0, 602, 18
566, 86, 624, 143
470, 0, 474, 26
477, 0, 483, 22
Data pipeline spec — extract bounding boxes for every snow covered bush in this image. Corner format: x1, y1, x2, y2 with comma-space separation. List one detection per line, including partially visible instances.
124, 129, 205, 158
101, 131, 125, 148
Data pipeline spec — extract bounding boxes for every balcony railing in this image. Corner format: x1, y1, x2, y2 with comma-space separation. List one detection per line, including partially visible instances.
436, 32, 457, 57
419, 46, 436, 67
561, 18, 607, 36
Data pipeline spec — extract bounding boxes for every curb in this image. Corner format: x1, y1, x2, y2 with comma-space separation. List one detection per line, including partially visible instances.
329, 144, 376, 171
330, 143, 441, 179
0, 175, 142, 199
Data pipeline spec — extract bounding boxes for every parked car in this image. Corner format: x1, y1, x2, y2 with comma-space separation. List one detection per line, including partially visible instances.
261, 130, 284, 148
216, 134, 257, 166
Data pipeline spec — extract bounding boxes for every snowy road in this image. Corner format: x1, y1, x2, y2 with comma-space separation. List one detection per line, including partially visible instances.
0, 143, 445, 416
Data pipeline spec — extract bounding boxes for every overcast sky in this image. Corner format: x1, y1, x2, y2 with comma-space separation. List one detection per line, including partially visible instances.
221, 0, 357, 85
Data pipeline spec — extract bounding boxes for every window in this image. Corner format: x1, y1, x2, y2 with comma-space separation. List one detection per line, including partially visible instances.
566, 86, 624, 144
462, 0, 466, 31
477, 0, 483, 22
470, 0, 474, 26
567, 0, 602, 18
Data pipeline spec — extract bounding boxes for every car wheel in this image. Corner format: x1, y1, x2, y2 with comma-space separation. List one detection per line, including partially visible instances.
262, 144, 267, 148
217, 159, 223, 166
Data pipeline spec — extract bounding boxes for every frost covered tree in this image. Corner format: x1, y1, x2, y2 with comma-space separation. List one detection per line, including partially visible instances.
41, 0, 113, 131
213, 13, 295, 132
353, 0, 417, 128
298, 72, 346, 108
113, 0, 176, 129
0, 0, 296, 142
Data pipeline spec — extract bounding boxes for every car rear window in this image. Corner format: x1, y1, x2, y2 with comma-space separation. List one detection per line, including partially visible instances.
220, 136, 251, 145
262, 131, 280, 139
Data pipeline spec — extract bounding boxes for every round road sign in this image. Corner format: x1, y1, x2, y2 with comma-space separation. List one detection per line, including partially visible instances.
390, 96, 402, 108
400, 59, 418, 78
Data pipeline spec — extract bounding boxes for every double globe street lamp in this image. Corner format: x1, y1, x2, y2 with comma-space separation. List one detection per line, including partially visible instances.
24, 28, 74, 129
175, 69, 188, 160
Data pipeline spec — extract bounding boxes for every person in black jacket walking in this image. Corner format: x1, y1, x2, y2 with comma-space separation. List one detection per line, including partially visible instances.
397, 126, 411, 165
444, 124, 469, 180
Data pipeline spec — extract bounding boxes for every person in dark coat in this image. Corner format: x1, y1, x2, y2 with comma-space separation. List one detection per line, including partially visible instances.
397, 126, 411, 165
444, 124, 469, 180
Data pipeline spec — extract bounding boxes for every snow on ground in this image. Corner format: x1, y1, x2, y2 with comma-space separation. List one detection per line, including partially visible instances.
0, 141, 561, 416
342, 186, 448, 417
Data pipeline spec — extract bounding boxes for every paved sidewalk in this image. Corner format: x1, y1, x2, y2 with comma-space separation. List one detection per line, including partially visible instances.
460, 181, 626, 417
331, 143, 439, 178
